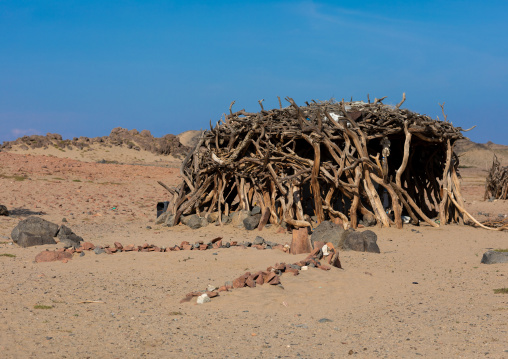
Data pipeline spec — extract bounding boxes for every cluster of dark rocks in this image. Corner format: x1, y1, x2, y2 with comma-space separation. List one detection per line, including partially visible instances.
158, 208, 381, 254
0, 205, 9, 216
310, 221, 380, 253
156, 206, 267, 231
0, 128, 189, 157
10, 216, 83, 248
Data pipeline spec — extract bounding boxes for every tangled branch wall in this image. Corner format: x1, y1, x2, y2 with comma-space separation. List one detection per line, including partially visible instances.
168, 96, 470, 229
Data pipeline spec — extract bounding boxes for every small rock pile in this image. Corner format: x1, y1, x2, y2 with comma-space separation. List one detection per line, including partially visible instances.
11, 216, 83, 248
156, 207, 268, 231
181, 241, 343, 304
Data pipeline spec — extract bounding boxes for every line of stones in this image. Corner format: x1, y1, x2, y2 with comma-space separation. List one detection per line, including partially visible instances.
34, 236, 288, 262
180, 241, 342, 304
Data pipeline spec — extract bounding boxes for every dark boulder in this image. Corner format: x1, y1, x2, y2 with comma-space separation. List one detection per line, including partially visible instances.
310, 221, 352, 250
184, 214, 206, 229
11, 217, 59, 243
481, 250, 508, 264
343, 232, 365, 252
362, 230, 380, 253
343, 230, 380, 253
17, 232, 56, 248
362, 213, 376, 227
244, 214, 262, 230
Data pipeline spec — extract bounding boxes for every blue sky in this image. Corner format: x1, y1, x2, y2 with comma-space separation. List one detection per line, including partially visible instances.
1, 0, 507, 144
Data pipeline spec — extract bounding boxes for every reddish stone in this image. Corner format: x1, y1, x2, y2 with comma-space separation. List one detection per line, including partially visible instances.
35, 250, 72, 263
233, 277, 246, 288
141, 248, 149, 252
206, 291, 219, 298
180, 241, 190, 247
153, 246, 161, 252
65, 248, 75, 254
217, 286, 228, 292
253, 244, 265, 250
210, 237, 223, 244
231, 241, 237, 246
186, 291, 202, 297
182, 244, 193, 250
199, 244, 207, 250
241, 272, 251, 279
173, 246, 181, 251
286, 268, 299, 276
62, 258, 69, 263
264, 272, 276, 284
75, 248, 83, 253
357, 224, 365, 228
305, 247, 322, 260
123, 244, 135, 251
255, 274, 264, 285
141, 243, 149, 249
56, 248, 65, 253
274, 263, 285, 271
104, 247, 113, 254
82, 242, 95, 250
212, 240, 222, 249
114, 242, 123, 250
109, 248, 117, 253
268, 274, 280, 285
245, 276, 256, 288
148, 247, 155, 251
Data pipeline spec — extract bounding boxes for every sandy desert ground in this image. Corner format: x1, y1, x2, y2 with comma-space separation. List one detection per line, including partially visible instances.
0, 144, 507, 358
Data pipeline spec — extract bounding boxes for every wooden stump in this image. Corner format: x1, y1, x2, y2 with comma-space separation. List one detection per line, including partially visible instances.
290, 228, 312, 255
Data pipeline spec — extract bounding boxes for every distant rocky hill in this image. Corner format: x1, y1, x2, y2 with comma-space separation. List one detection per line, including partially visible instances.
455, 139, 508, 169
0, 128, 189, 158
2, 128, 506, 171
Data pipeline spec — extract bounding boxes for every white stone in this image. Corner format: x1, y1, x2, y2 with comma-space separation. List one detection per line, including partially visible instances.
301, 266, 308, 271
197, 293, 210, 304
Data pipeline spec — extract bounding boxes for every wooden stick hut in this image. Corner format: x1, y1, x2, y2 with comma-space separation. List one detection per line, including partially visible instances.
485, 155, 508, 200
167, 95, 473, 229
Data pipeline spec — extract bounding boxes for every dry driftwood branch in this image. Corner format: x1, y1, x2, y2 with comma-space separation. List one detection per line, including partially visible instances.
165, 95, 476, 230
